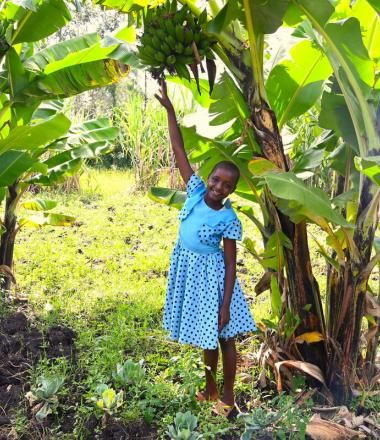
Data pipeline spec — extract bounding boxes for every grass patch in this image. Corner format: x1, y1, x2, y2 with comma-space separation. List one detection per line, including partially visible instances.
7, 169, 351, 438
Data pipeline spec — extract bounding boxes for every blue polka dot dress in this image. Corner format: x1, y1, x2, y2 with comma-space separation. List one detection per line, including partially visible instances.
163, 174, 256, 350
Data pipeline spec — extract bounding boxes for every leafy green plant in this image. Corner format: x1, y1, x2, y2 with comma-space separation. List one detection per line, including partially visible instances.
25, 374, 64, 422
93, 384, 124, 416
166, 411, 203, 440
240, 408, 281, 440
240, 394, 312, 440
112, 359, 145, 388
164, 352, 204, 405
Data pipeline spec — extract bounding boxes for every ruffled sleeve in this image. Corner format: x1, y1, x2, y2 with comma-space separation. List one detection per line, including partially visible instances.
178, 174, 206, 221
186, 173, 205, 197
222, 218, 243, 240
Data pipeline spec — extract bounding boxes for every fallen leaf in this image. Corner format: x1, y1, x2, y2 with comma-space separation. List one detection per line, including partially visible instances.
275, 360, 326, 392
307, 414, 366, 439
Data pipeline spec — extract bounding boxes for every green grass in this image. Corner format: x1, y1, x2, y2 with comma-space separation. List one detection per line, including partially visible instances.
10, 169, 357, 438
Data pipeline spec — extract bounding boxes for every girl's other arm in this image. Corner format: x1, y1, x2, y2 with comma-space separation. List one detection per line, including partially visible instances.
155, 79, 193, 184
219, 238, 237, 330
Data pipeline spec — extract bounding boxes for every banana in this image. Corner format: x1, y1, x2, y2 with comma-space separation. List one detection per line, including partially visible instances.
164, 19, 176, 38
176, 54, 194, 65
165, 35, 177, 50
138, 50, 161, 67
161, 42, 171, 56
183, 46, 193, 56
152, 35, 162, 50
166, 55, 176, 65
156, 28, 166, 40
140, 33, 152, 46
175, 42, 184, 54
138, 1, 213, 78
143, 45, 157, 58
154, 51, 165, 63
183, 29, 194, 45
175, 24, 184, 43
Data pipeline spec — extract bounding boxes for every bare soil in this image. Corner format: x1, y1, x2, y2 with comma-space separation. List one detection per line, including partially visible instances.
0, 311, 157, 439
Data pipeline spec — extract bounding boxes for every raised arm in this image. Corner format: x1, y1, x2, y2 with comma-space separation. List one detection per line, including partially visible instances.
155, 79, 194, 184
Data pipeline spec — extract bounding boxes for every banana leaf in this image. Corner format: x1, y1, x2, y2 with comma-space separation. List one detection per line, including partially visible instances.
148, 187, 186, 210
24, 34, 100, 72
0, 113, 71, 154
20, 213, 75, 227
354, 156, 380, 186
93, 0, 153, 12
21, 199, 58, 211
24, 59, 130, 99
209, 71, 259, 153
265, 171, 353, 227
0, 150, 42, 186
5, 0, 71, 44
266, 39, 332, 128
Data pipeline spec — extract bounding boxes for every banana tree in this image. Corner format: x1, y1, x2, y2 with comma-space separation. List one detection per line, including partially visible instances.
99, 0, 380, 403
0, 108, 119, 290
0, 0, 137, 291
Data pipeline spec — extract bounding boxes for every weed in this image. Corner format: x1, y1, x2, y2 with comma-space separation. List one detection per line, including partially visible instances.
240, 393, 312, 440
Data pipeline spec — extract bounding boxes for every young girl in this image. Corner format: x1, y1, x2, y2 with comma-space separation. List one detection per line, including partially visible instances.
155, 80, 256, 417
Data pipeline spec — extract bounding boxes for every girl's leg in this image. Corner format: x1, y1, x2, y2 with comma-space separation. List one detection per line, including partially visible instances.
219, 337, 236, 406
203, 348, 219, 400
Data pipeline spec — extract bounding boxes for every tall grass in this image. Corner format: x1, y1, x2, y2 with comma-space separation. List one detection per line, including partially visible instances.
113, 92, 171, 191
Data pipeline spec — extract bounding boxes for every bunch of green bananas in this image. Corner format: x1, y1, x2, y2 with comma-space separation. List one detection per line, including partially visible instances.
137, 0, 216, 93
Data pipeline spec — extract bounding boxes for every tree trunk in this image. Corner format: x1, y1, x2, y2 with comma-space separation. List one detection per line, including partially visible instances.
0, 184, 18, 292
327, 176, 379, 402
247, 98, 327, 371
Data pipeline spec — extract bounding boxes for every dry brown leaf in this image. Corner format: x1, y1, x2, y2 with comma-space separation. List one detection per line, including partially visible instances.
275, 360, 326, 392
370, 372, 380, 388
365, 291, 380, 318
306, 414, 366, 439
351, 415, 364, 427
364, 325, 378, 343
254, 271, 271, 296
258, 369, 267, 388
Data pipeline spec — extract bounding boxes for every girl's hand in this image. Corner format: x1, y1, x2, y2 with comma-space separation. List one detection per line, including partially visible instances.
218, 304, 230, 331
154, 79, 174, 112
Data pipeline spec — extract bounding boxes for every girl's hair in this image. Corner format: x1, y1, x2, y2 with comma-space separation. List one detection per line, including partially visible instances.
210, 161, 240, 184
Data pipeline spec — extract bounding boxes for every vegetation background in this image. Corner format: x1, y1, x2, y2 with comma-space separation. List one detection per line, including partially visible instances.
0, 0, 379, 439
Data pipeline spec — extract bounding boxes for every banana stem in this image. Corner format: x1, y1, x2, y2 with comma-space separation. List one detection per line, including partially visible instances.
242, 0, 267, 104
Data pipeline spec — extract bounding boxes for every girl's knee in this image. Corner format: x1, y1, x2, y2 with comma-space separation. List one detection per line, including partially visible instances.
219, 337, 235, 347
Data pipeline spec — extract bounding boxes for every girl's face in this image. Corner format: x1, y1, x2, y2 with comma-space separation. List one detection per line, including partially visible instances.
206, 167, 237, 203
